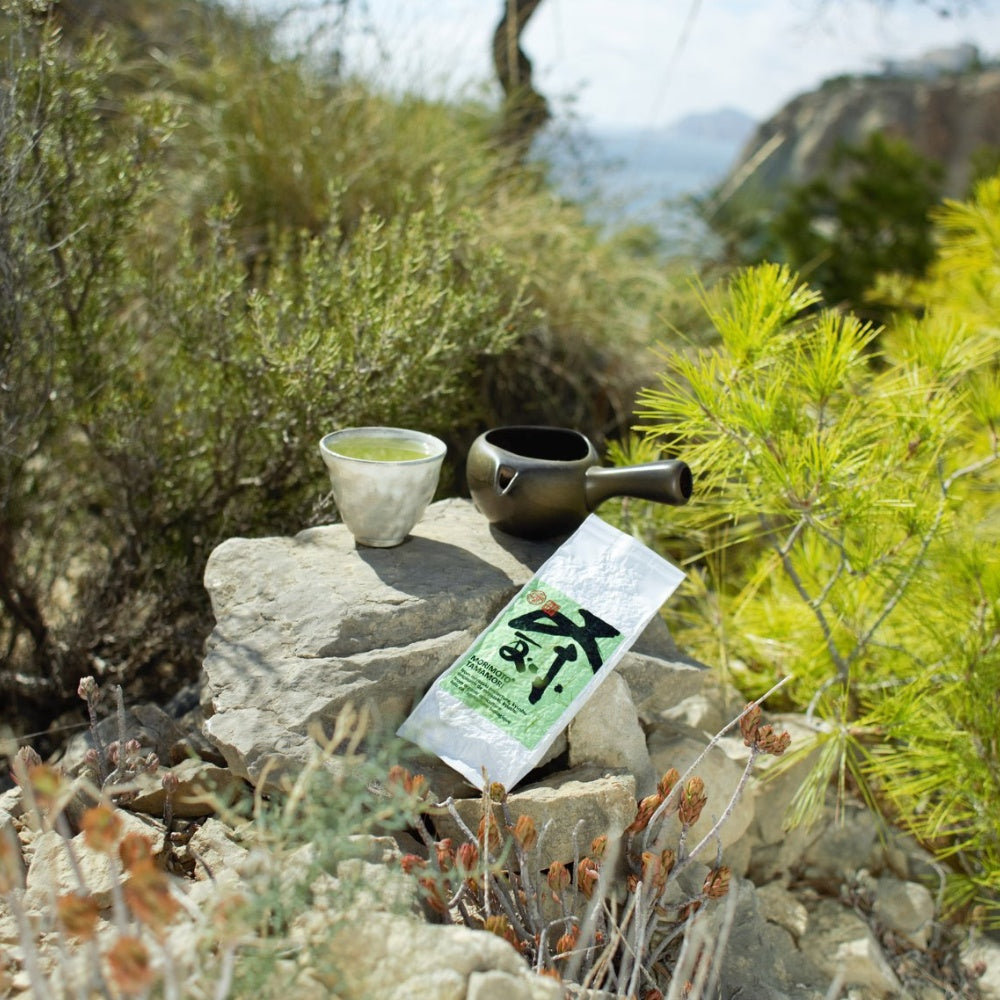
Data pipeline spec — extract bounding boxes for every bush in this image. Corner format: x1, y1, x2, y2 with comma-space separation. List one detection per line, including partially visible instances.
0, 7, 526, 731
624, 177, 1000, 921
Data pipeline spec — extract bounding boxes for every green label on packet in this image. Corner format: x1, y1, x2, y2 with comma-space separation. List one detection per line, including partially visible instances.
441, 578, 625, 750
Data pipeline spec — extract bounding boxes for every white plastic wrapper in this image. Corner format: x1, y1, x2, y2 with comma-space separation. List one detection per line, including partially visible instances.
397, 514, 685, 789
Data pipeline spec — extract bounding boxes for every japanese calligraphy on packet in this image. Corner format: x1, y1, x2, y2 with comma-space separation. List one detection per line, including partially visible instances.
397, 514, 685, 790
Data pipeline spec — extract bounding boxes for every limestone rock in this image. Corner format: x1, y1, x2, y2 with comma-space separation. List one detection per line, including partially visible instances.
125, 759, 252, 819
201, 498, 704, 789
963, 936, 1000, 1000
185, 816, 249, 882
872, 876, 935, 949
799, 898, 902, 997
22, 811, 166, 913
756, 881, 810, 941
316, 910, 562, 1000
434, 767, 637, 867
710, 879, 827, 1000
568, 671, 655, 796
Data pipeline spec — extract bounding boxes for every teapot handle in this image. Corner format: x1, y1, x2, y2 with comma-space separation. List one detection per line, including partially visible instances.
584, 460, 692, 511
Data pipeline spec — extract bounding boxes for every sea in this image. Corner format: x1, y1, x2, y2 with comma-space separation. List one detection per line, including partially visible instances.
534, 109, 757, 256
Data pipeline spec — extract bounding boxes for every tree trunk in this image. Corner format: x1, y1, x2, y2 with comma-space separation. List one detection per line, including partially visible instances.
492, 0, 550, 154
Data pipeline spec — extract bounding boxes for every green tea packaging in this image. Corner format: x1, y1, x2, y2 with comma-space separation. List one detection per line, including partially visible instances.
398, 515, 685, 789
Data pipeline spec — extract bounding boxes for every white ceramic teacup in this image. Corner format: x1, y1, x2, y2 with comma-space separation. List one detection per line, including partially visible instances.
319, 426, 447, 547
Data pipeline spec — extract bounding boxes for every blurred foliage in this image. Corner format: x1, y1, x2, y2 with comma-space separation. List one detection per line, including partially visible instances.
0, 0, 683, 740
621, 176, 1000, 921
703, 131, 944, 323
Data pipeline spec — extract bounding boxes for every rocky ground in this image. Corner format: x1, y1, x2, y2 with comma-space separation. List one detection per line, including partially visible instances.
2, 500, 999, 998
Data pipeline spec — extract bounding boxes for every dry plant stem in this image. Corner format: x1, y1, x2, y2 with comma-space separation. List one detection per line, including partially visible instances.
8, 890, 55, 1000
645, 674, 791, 854
500, 800, 543, 929
83, 688, 108, 784
678, 748, 759, 870
213, 943, 237, 1000
105, 685, 129, 786
563, 837, 622, 983
698, 877, 739, 1000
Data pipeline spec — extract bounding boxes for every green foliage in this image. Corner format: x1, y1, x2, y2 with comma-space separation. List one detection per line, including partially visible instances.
627, 178, 1000, 920
704, 132, 944, 322
771, 132, 943, 318
0, 8, 528, 719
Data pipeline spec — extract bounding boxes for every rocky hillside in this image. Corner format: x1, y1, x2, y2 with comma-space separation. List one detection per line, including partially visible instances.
723, 63, 1000, 200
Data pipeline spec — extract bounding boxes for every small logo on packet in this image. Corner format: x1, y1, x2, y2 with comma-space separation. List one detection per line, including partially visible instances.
527, 590, 546, 606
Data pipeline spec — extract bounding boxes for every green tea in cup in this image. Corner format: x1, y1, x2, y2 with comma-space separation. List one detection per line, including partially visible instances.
328, 435, 431, 462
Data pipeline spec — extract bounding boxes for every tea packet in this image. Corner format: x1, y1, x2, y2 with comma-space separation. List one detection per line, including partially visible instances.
397, 514, 685, 789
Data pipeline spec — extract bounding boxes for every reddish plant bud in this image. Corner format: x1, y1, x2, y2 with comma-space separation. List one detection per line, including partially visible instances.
678, 777, 707, 827
400, 853, 427, 874
456, 841, 479, 875
546, 861, 570, 894
124, 739, 142, 759
0, 828, 24, 894
435, 839, 455, 873
643, 990, 664, 1000
477, 812, 502, 853
740, 702, 762, 747
124, 861, 179, 929
77, 676, 98, 702
577, 857, 599, 899
657, 767, 680, 799
57, 892, 100, 940
555, 928, 578, 955
81, 804, 122, 854
161, 771, 180, 793
625, 791, 664, 835
642, 850, 672, 894
106, 742, 120, 766
660, 848, 676, 878
756, 726, 792, 757
703, 865, 731, 899
407, 773, 430, 799
511, 814, 538, 852
106, 935, 154, 993
144, 753, 159, 774
28, 764, 64, 811
418, 876, 449, 915
590, 834, 608, 859
119, 833, 154, 871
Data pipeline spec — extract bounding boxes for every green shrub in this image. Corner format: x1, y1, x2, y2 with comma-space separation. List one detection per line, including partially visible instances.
0, 8, 526, 727
623, 177, 1000, 921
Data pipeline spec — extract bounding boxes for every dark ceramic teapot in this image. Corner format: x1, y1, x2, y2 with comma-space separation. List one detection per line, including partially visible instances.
466, 425, 692, 539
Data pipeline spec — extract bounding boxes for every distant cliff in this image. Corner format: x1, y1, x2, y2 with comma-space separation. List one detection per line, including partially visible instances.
721, 66, 1000, 201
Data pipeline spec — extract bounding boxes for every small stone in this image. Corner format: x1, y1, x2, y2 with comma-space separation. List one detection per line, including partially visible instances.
872, 876, 935, 948
963, 936, 1000, 1000
799, 898, 902, 998
755, 881, 809, 940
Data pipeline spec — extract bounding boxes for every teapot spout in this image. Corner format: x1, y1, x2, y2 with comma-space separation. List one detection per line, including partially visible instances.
584, 460, 692, 513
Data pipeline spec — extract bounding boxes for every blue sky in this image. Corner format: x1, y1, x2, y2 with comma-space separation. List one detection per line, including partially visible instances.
252, 0, 1000, 127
